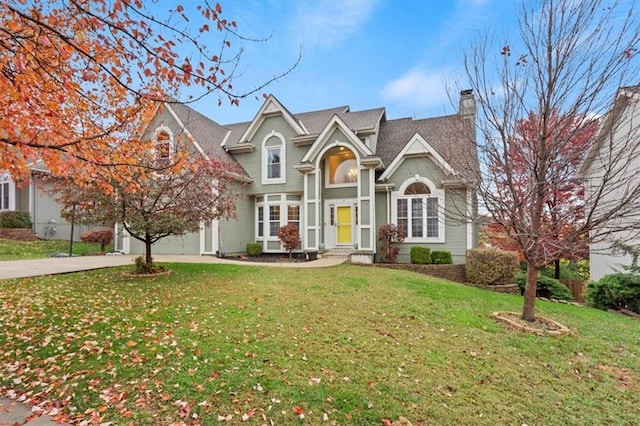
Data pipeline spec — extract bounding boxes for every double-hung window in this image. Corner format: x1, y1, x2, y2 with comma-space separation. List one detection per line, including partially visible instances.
394, 178, 444, 242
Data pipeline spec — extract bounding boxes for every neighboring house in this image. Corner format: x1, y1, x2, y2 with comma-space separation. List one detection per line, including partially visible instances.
581, 86, 640, 281
115, 91, 479, 263
1, 163, 106, 241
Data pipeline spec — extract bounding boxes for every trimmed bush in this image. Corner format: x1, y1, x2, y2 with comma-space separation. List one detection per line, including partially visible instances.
410, 246, 431, 264
466, 248, 519, 286
80, 229, 113, 252
516, 272, 573, 301
246, 242, 263, 257
277, 224, 300, 258
431, 250, 453, 265
585, 273, 640, 313
0, 211, 32, 229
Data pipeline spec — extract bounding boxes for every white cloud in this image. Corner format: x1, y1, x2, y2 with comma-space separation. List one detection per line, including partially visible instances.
292, 1, 377, 49
381, 68, 450, 109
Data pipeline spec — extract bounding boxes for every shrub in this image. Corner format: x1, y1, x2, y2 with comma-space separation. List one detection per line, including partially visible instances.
466, 248, 519, 285
378, 224, 406, 263
277, 224, 300, 258
246, 242, 263, 257
585, 273, 640, 313
431, 250, 453, 264
133, 256, 166, 274
516, 272, 573, 301
0, 211, 32, 229
80, 229, 113, 252
410, 246, 431, 264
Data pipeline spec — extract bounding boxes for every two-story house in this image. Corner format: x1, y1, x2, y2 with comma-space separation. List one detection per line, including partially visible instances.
115, 91, 479, 263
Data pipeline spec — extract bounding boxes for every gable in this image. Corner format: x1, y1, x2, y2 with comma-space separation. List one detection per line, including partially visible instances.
235, 95, 306, 145
379, 133, 455, 181
300, 114, 375, 165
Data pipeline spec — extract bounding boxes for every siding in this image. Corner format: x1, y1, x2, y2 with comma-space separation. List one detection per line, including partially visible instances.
383, 157, 470, 264
30, 179, 107, 241
233, 116, 307, 194
218, 193, 253, 255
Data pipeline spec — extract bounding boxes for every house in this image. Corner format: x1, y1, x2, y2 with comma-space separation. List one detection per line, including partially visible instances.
580, 86, 640, 281
1, 162, 106, 241
115, 91, 479, 263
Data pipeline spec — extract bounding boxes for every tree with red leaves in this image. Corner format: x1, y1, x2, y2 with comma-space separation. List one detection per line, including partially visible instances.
484, 111, 598, 277
463, 0, 640, 321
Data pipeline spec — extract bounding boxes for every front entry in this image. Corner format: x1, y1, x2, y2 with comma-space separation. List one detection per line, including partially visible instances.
336, 206, 352, 244
324, 199, 357, 248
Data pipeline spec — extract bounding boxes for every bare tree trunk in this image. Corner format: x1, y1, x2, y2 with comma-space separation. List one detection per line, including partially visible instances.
522, 261, 538, 322
555, 259, 560, 280
145, 235, 153, 265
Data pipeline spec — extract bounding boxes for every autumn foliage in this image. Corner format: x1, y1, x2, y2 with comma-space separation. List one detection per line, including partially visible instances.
277, 224, 300, 258
80, 229, 113, 252
1, 0, 293, 184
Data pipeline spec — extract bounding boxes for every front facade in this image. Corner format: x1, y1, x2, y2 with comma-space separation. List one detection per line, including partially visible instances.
581, 86, 640, 280
117, 92, 479, 263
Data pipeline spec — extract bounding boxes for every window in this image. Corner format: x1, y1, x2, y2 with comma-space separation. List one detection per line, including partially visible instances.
255, 194, 302, 250
1, 182, 9, 210
393, 177, 444, 242
269, 205, 280, 236
325, 147, 358, 187
262, 132, 286, 184
257, 206, 264, 237
0, 174, 13, 211
154, 128, 173, 168
266, 147, 281, 179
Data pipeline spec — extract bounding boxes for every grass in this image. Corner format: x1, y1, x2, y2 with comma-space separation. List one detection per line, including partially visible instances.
0, 238, 113, 260
0, 263, 639, 425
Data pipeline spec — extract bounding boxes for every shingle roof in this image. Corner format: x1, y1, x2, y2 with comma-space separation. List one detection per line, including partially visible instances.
377, 114, 477, 174
168, 99, 476, 180
168, 102, 234, 163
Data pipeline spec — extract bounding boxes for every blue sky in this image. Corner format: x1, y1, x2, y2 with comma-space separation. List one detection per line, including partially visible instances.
186, 0, 519, 125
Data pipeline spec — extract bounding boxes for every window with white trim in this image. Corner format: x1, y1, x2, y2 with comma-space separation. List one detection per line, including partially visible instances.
262, 132, 286, 184
153, 127, 174, 168
255, 194, 302, 250
0, 173, 13, 211
393, 177, 445, 242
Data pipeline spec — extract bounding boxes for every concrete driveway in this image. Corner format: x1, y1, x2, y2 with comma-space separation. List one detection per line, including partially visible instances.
0, 254, 346, 280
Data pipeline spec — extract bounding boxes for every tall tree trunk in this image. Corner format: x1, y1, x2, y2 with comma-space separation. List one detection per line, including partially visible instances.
554, 259, 560, 279
145, 235, 153, 266
522, 260, 538, 322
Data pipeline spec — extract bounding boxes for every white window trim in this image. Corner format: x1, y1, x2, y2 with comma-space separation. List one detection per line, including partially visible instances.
0, 173, 15, 211
153, 125, 175, 160
255, 194, 302, 251
391, 175, 445, 243
261, 131, 286, 185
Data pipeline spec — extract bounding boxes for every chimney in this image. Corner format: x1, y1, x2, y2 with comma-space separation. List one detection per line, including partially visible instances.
459, 89, 475, 120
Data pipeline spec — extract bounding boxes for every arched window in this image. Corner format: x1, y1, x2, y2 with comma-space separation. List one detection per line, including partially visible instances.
262, 131, 286, 184
325, 146, 358, 187
393, 176, 444, 242
154, 127, 174, 167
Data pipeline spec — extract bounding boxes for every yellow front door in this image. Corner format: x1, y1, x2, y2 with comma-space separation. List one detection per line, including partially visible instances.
336, 206, 352, 244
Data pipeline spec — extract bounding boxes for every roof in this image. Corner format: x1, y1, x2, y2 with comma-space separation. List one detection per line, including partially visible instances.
377, 114, 476, 174
165, 97, 476, 180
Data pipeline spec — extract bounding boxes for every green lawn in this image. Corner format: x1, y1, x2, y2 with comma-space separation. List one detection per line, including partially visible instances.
0, 263, 638, 425
0, 238, 113, 260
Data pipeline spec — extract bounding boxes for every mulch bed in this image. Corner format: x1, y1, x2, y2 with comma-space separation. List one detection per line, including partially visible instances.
224, 253, 312, 263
